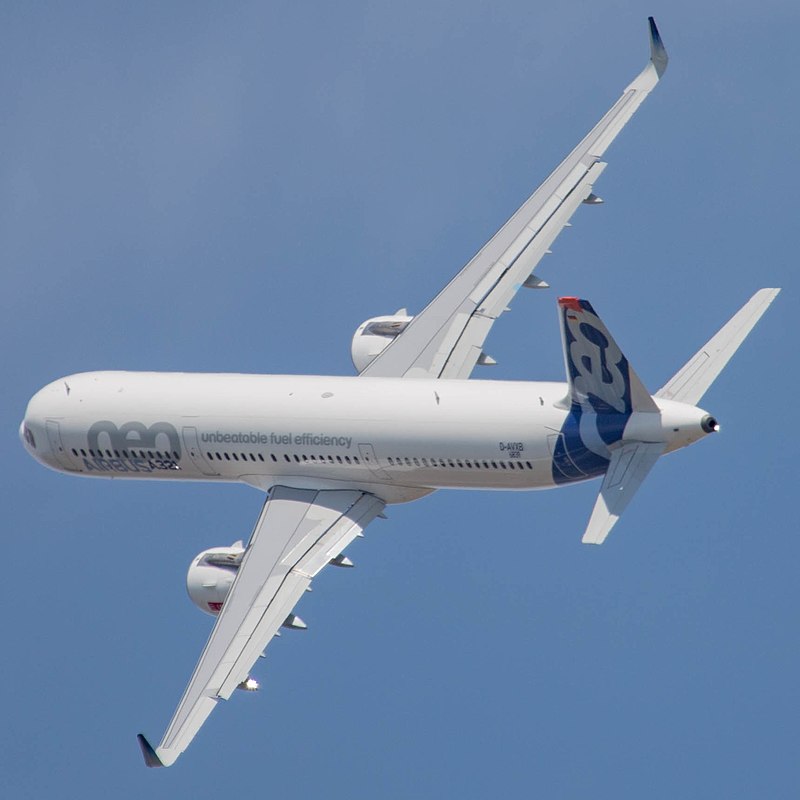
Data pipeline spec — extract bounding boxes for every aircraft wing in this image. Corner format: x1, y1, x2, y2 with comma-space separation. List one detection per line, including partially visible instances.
361, 18, 668, 381
137, 486, 385, 768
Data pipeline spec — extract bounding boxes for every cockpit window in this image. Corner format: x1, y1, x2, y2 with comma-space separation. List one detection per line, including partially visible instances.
23, 424, 36, 449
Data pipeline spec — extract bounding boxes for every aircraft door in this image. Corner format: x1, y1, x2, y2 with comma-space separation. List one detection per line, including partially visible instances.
358, 443, 392, 481
182, 426, 219, 476
547, 432, 587, 479
45, 420, 76, 470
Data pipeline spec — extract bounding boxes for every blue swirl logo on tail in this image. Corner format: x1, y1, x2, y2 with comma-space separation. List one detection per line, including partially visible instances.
552, 298, 633, 484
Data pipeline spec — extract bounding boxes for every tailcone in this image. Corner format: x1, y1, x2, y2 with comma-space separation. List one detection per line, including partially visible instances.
656, 398, 718, 453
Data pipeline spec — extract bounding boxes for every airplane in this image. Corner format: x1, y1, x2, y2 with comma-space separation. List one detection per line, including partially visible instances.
19, 18, 780, 768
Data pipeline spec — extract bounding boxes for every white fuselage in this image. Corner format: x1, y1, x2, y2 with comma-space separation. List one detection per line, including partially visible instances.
20, 371, 711, 504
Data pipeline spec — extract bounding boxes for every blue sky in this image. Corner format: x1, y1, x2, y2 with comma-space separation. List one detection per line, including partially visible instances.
2, 2, 797, 797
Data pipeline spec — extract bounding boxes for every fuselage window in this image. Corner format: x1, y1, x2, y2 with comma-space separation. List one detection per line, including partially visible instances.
466, 460, 473, 469
525, 461, 533, 469
114, 450, 120, 458
491, 461, 498, 469
173, 451, 180, 460
284, 454, 291, 462
232, 453, 239, 461
388, 457, 394, 465
336, 455, 343, 464
206, 452, 213, 459
447, 459, 455, 468
456, 460, 464, 468
327, 455, 334, 463
271, 454, 277, 462
301, 454, 308, 462
345, 456, 351, 464
353, 456, 360, 464
72, 448, 78, 456
224, 453, 231, 461
258, 453, 265, 462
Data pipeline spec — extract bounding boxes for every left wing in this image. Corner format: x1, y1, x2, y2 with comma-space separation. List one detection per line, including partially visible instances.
138, 486, 385, 768
361, 18, 668, 381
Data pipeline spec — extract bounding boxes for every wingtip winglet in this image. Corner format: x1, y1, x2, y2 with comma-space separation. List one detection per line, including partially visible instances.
137, 734, 165, 768
648, 17, 668, 78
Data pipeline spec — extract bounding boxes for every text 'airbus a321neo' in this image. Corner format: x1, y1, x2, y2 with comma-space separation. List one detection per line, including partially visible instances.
20, 19, 779, 767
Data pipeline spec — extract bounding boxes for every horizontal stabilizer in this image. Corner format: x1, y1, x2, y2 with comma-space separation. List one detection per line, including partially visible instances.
582, 441, 666, 545
656, 289, 780, 405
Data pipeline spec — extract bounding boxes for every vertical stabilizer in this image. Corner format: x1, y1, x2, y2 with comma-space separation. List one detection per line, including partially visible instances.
558, 297, 658, 414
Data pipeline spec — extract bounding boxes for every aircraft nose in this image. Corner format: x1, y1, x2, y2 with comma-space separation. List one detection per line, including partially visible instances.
20, 418, 37, 452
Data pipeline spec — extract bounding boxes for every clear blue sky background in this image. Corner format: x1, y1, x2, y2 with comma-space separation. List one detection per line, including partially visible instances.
2, 2, 796, 797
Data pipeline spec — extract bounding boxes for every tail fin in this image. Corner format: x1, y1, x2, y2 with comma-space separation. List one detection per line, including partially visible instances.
557, 297, 658, 414
656, 289, 780, 405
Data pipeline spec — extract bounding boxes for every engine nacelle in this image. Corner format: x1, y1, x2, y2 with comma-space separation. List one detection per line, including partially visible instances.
186, 542, 244, 616
351, 310, 413, 372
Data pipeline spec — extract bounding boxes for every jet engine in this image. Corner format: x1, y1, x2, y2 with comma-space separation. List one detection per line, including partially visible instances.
186, 541, 244, 616
351, 309, 413, 372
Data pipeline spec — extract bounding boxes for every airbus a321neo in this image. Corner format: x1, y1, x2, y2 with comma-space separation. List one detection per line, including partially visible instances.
20, 19, 779, 767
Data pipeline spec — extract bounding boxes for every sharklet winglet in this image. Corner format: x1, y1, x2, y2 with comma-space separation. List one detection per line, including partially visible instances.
137, 734, 165, 768
648, 17, 668, 78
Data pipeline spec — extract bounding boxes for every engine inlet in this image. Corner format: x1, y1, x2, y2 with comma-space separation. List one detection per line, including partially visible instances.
701, 415, 720, 433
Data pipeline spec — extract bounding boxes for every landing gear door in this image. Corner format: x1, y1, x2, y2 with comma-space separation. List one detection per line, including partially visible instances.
358, 443, 392, 482
182, 426, 219, 476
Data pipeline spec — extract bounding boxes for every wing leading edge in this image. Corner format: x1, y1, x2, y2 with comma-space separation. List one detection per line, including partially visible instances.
361, 18, 668, 381
138, 486, 385, 767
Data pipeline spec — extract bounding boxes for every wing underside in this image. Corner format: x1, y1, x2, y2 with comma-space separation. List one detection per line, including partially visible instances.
361, 18, 668, 381
139, 486, 385, 767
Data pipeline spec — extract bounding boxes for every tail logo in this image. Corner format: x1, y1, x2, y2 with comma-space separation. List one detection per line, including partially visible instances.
561, 300, 631, 415
552, 298, 634, 485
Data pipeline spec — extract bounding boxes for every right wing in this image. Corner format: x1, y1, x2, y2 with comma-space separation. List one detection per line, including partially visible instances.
361, 18, 668, 381
138, 486, 385, 768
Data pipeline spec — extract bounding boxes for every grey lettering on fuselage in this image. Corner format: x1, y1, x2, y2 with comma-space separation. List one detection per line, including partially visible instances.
200, 430, 353, 449
88, 420, 181, 457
